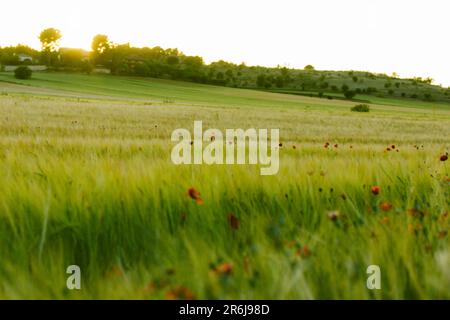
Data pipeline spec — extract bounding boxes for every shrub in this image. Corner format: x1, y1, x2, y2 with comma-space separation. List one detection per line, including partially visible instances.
351, 104, 370, 112
256, 74, 266, 88
14, 66, 32, 79
80, 61, 93, 74
423, 93, 433, 101
134, 62, 149, 76
344, 90, 356, 99
366, 87, 377, 94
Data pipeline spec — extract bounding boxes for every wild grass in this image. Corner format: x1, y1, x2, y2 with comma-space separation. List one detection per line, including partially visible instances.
0, 75, 449, 299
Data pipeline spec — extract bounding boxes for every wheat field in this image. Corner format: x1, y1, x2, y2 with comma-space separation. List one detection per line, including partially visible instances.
0, 73, 449, 299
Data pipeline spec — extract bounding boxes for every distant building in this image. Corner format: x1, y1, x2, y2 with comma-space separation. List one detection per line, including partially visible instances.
17, 53, 33, 63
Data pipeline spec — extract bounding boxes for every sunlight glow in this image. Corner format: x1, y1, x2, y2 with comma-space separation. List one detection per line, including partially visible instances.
1, 0, 449, 86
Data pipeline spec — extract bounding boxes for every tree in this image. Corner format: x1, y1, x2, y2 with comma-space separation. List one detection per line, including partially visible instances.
275, 76, 284, 88
320, 81, 329, 89
109, 43, 130, 75
39, 28, 62, 66
92, 34, 110, 54
60, 48, 86, 68
216, 72, 224, 80
256, 74, 266, 88
341, 84, 349, 92
344, 90, 356, 99
167, 56, 179, 65
80, 60, 93, 74
91, 34, 111, 66
304, 65, 315, 71
14, 66, 32, 79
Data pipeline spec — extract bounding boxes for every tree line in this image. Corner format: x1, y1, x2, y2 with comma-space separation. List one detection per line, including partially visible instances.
1, 28, 448, 101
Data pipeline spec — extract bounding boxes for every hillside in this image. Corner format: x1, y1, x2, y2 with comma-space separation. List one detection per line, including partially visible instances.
1, 72, 450, 113
2, 43, 450, 105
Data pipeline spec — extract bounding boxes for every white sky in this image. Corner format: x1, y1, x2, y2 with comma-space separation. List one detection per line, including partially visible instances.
1, 0, 449, 86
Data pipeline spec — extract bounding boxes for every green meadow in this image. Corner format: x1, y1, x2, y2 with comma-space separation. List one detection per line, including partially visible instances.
0, 72, 449, 299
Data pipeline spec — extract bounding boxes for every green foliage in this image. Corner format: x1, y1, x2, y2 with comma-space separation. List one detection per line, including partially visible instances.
166, 55, 179, 65
256, 74, 267, 88
344, 90, 357, 99
0, 45, 39, 65
14, 66, 32, 79
39, 28, 62, 66
3, 33, 448, 104
423, 93, 433, 101
351, 104, 370, 112
39, 28, 62, 52
91, 34, 111, 66
59, 48, 87, 68
80, 60, 93, 74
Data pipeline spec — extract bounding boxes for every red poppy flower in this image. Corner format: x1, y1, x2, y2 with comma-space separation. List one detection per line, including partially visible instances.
165, 286, 196, 300
440, 154, 448, 161
188, 187, 203, 205
296, 245, 311, 258
213, 262, 233, 275
379, 202, 393, 211
407, 208, 425, 218
285, 240, 297, 248
408, 223, 423, 235
327, 210, 340, 221
228, 213, 240, 230
105, 266, 124, 279
438, 230, 447, 239
371, 186, 380, 195
380, 216, 390, 224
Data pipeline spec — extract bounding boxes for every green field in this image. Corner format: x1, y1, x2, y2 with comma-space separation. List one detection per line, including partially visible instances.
0, 72, 449, 299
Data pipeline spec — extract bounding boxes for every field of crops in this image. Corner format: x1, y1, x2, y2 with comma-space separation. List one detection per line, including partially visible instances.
0, 73, 449, 299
